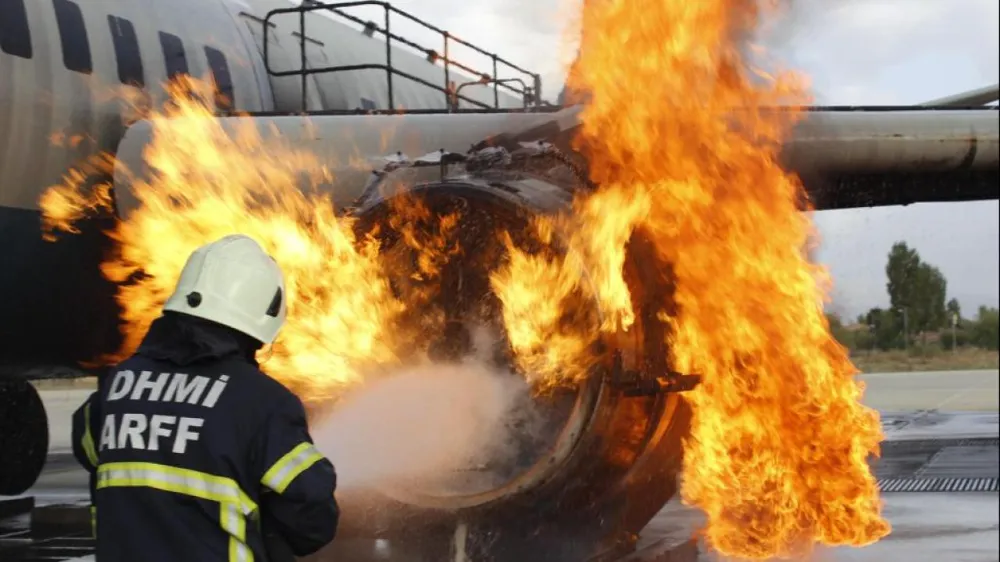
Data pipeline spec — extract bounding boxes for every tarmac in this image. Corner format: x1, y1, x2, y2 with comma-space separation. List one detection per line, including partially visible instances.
857, 369, 999, 412
632, 369, 1000, 562
7, 368, 1000, 562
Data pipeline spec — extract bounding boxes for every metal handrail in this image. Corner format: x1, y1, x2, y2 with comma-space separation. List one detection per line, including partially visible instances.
262, 1, 543, 112
454, 78, 531, 112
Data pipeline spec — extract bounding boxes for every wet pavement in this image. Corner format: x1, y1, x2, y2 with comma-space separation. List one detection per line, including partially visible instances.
635, 492, 999, 562
5, 370, 998, 561
625, 403, 1000, 561
880, 409, 1000, 441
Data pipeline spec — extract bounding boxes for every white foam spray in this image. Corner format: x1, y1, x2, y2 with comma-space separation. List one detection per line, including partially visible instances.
310, 359, 535, 492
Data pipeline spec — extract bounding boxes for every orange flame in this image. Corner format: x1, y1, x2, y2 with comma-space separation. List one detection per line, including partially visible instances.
41, 78, 409, 404
36, 2, 893, 551
491, 0, 890, 557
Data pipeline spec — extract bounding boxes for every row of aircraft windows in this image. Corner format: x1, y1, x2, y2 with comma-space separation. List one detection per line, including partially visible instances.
1, 0, 235, 109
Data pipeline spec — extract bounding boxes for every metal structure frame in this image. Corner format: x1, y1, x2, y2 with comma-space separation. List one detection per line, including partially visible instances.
262, 1, 544, 112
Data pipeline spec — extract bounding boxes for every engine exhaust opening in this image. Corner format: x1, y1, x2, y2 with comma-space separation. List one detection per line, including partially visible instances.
348, 182, 602, 510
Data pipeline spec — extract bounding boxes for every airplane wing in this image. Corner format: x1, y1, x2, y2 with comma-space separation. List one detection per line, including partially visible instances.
919, 83, 999, 107
486, 87, 1000, 211
111, 86, 998, 215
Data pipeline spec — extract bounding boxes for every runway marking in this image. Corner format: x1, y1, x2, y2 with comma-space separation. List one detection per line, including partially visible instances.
933, 391, 961, 411
933, 387, 978, 411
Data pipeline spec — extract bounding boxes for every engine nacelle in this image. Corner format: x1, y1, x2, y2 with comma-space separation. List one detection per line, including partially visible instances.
293, 146, 693, 561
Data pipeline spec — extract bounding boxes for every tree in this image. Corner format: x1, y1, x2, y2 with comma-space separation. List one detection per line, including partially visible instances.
912, 263, 947, 337
946, 298, 962, 321
970, 306, 1000, 351
945, 298, 963, 349
864, 306, 903, 351
826, 312, 854, 350
884, 242, 948, 343
886, 242, 921, 313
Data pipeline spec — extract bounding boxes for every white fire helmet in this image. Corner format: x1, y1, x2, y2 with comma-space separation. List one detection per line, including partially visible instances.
163, 234, 287, 345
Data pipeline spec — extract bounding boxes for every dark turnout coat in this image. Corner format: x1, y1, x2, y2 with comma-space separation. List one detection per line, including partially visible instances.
71, 313, 339, 561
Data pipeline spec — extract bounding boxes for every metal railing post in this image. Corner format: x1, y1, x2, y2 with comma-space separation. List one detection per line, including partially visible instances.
383, 5, 394, 110
492, 54, 499, 108
300, 7, 307, 111
443, 32, 451, 108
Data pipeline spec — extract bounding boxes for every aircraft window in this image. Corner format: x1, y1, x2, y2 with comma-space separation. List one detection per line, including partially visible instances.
204, 46, 234, 110
107, 15, 144, 87
0, 0, 32, 59
53, 0, 92, 74
159, 32, 188, 81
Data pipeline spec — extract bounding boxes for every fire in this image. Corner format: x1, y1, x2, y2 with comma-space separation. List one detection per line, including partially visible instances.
490, 188, 648, 390
41, 78, 409, 404
492, 0, 891, 557
36, 0, 892, 552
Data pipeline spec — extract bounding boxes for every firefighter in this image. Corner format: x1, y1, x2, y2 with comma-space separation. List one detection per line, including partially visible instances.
70, 234, 339, 561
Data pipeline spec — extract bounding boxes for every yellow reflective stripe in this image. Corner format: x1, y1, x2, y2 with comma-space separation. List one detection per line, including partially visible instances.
261, 442, 324, 493
220, 502, 253, 562
98, 463, 257, 561
81, 403, 98, 468
90, 506, 97, 538
96, 462, 257, 515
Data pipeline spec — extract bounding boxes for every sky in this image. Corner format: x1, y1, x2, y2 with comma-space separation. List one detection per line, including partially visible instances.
337, 0, 999, 320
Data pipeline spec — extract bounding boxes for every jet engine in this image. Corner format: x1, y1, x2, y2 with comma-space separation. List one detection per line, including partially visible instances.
308, 144, 693, 562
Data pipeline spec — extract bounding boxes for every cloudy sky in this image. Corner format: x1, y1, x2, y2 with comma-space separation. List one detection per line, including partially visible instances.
342, 0, 999, 319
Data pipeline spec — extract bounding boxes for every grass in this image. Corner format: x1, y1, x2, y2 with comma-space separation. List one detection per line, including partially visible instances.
850, 347, 1000, 374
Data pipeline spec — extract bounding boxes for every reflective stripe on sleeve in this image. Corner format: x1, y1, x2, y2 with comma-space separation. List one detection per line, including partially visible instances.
90, 506, 97, 538
81, 403, 98, 468
261, 442, 325, 494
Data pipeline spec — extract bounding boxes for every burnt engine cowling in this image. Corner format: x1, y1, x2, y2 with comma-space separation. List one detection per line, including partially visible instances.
308, 145, 693, 562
